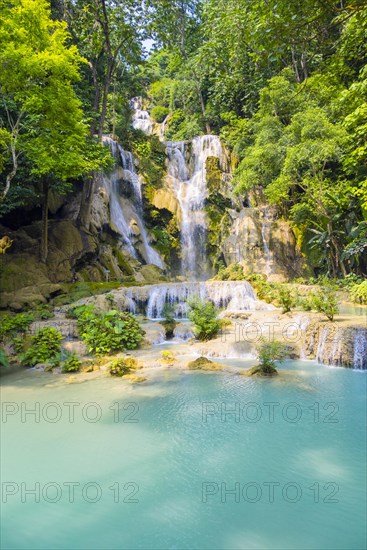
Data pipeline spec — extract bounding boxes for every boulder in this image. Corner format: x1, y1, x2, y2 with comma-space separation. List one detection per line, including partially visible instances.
187, 356, 224, 371
152, 187, 180, 219
140, 264, 164, 283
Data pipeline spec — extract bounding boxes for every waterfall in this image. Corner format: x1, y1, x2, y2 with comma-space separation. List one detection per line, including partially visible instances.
130, 97, 152, 134
330, 331, 343, 367
160, 116, 168, 140
121, 281, 273, 319
313, 325, 367, 370
102, 137, 137, 258
316, 326, 329, 364
353, 329, 367, 370
166, 136, 225, 278
129, 97, 228, 279
261, 207, 273, 276
102, 136, 163, 268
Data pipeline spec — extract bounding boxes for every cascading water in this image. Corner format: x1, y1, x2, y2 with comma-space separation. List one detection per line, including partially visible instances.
130, 97, 152, 134
353, 329, 367, 370
261, 207, 273, 276
102, 136, 163, 268
316, 326, 329, 364
129, 98, 227, 279
312, 324, 367, 370
166, 136, 225, 278
120, 281, 273, 319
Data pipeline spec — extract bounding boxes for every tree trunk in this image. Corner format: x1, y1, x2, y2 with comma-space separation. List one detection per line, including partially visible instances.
195, 78, 211, 134
181, 49, 211, 134
98, 75, 110, 140
40, 179, 49, 263
77, 172, 97, 231
90, 62, 101, 137
291, 47, 301, 83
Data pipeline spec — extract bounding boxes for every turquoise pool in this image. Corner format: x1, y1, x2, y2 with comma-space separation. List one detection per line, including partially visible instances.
1, 360, 366, 549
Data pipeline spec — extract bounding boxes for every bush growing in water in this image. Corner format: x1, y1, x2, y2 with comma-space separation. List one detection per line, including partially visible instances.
109, 356, 140, 376
22, 327, 62, 366
160, 303, 177, 338
350, 280, 367, 305
62, 353, 81, 373
76, 306, 144, 355
256, 339, 287, 375
187, 298, 223, 341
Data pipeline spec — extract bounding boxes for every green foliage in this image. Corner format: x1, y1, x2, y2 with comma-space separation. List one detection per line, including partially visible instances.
54, 282, 122, 307
0, 348, 9, 368
350, 280, 367, 305
109, 356, 140, 377
76, 306, 144, 356
0, 0, 108, 204
310, 288, 339, 321
275, 286, 297, 314
245, 274, 277, 304
164, 109, 202, 141
105, 294, 116, 307
151, 106, 169, 123
66, 304, 91, 320
297, 295, 314, 312
61, 353, 81, 373
214, 263, 246, 281
162, 302, 175, 323
22, 327, 62, 366
257, 339, 287, 374
33, 305, 55, 320
0, 313, 34, 339
11, 337, 25, 354
187, 297, 222, 341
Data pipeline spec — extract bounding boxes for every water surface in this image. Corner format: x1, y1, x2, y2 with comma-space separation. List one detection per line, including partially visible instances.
1, 361, 366, 549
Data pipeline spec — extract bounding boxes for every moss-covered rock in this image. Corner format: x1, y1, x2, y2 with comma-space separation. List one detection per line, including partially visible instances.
0, 254, 50, 293
114, 248, 134, 275
140, 264, 165, 283
187, 356, 224, 371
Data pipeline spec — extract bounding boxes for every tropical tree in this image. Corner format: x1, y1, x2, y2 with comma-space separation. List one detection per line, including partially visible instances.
0, 0, 108, 260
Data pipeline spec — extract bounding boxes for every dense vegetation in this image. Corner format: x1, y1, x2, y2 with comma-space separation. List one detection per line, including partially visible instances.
143, 0, 367, 277
1, 0, 366, 278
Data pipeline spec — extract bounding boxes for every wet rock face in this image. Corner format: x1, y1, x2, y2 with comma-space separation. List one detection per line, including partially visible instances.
302, 320, 367, 370
222, 206, 308, 282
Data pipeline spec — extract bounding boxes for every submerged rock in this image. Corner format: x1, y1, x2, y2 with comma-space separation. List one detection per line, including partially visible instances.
242, 365, 278, 377
187, 356, 224, 371
123, 374, 147, 383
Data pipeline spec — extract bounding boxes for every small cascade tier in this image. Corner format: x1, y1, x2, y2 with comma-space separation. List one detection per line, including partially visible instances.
130, 97, 152, 134
113, 280, 273, 319
303, 321, 367, 370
